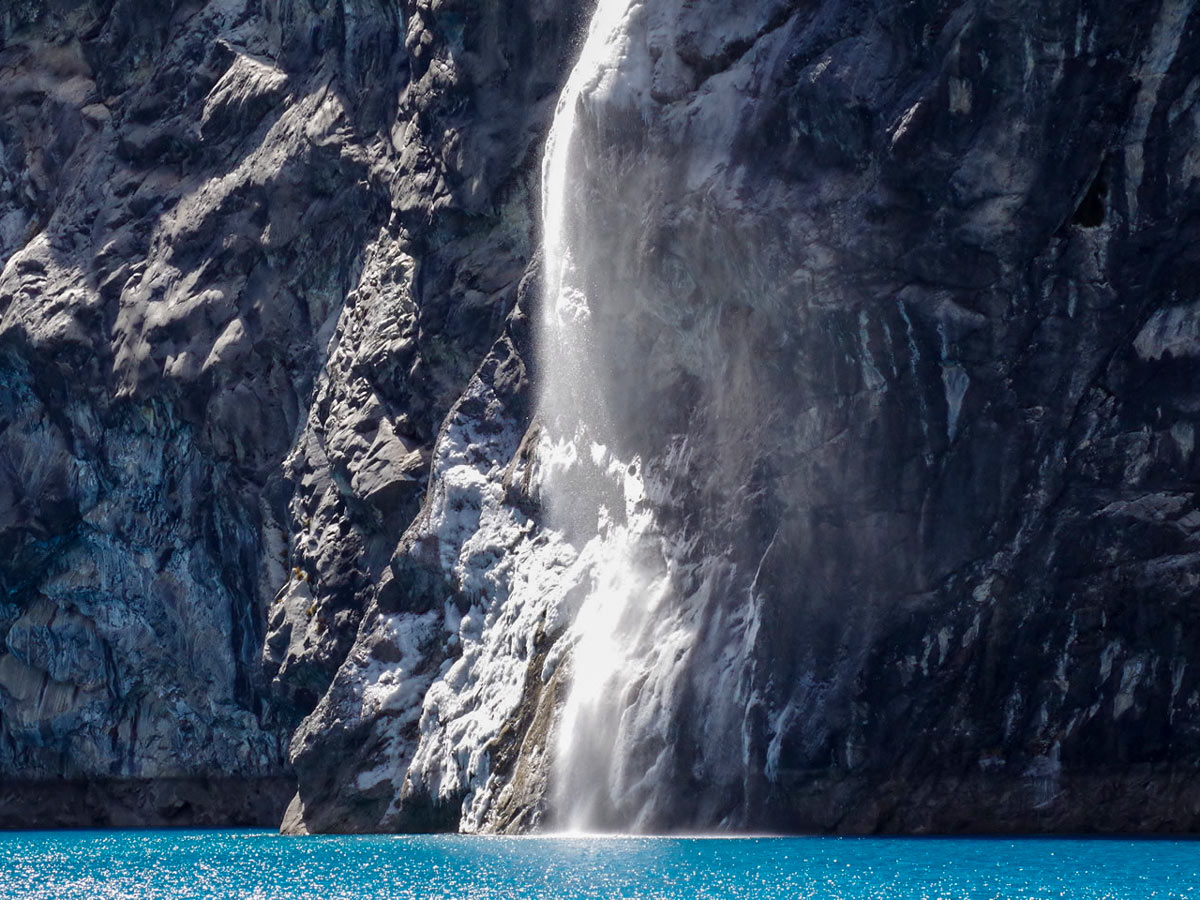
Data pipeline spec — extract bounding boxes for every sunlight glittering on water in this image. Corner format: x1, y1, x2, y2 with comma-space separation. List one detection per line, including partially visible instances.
1, 831, 1197, 900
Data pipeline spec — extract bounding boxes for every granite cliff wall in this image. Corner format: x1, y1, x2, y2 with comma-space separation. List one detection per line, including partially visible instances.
3, 0, 1200, 833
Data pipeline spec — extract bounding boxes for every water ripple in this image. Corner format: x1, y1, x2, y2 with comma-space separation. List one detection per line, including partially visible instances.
0, 832, 1196, 900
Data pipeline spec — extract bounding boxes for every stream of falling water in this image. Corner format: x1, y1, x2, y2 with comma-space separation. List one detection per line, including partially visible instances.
538, 0, 674, 832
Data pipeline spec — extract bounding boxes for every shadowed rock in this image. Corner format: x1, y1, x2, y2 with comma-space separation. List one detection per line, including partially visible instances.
4, 0, 1200, 835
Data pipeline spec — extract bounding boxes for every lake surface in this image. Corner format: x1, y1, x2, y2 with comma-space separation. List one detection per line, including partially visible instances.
0, 830, 1196, 899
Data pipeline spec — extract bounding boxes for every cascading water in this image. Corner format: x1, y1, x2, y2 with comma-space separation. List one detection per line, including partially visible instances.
538, 0, 668, 832
536, 0, 762, 833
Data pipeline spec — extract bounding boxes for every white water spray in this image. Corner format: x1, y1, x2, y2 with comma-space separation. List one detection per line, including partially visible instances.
537, 0, 678, 831
536, 0, 768, 833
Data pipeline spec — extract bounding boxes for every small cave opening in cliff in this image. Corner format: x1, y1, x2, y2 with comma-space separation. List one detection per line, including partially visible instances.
1072, 168, 1108, 228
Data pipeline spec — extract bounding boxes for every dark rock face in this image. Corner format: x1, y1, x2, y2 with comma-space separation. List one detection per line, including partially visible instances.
510, 0, 1200, 833
0, 777, 296, 830
0, 0, 580, 825
3, 0, 1200, 834
520, 0, 1200, 833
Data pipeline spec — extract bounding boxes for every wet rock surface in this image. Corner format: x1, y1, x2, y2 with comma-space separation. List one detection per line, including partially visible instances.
4, 0, 1200, 833
511, 0, 1200, 834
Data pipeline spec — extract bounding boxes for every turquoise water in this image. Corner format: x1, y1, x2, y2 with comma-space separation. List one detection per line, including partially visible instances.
0, 831, 1196, 899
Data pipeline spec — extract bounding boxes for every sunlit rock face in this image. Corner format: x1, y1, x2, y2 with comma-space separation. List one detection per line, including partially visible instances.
5, 0, 1200, 833
0, 0, 581, 826
305, 0, 1200, 835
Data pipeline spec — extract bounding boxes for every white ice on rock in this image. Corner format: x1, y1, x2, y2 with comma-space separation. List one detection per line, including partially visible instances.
380, 374, 579, 831
346, 0, 776, 833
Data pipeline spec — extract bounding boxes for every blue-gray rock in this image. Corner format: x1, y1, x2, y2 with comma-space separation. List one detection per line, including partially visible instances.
4, 0, 1200, 835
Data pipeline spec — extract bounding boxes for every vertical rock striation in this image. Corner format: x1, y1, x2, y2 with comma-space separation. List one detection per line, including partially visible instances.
295, 0, 1200, 834
4, 0, 1200, 834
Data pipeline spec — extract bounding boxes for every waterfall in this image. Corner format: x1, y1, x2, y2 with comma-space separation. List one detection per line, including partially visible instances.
536, 0, 768, 834
537, 0, 671, 832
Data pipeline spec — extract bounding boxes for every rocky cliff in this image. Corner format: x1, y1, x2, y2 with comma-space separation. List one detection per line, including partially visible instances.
0, 0, 580, 826
3, 0, 1200, 834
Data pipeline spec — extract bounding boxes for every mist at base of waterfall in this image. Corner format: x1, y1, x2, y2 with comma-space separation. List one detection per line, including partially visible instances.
533, 0, 771, 831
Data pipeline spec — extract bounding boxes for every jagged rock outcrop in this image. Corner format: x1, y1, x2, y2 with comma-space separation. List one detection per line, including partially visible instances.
0, 0, 580, 825
285, 0, 1200, 835
5, 0, 1200, 835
